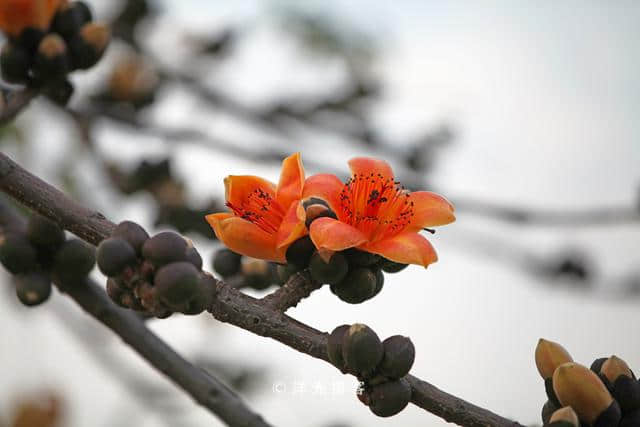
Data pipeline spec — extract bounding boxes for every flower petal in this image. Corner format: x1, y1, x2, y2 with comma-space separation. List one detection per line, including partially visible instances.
205, 212, 284, 262
362, 232, 437, 267
224, 175, 276, 206
302, 173, 344, 213
348, 157, 394, 181
0, 0, 61, 36
276, 201, 307, 249
309, 217, 368, 252
276, 152, 305, 208
407, 191, 456, 230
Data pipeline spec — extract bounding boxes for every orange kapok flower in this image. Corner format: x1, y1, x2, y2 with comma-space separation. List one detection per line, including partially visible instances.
205, 153, 307, 263
0, 0, 63, 37
303, 157, 455, 267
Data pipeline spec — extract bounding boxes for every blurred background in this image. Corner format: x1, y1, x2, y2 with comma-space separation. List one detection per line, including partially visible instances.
1, 0, 640, 426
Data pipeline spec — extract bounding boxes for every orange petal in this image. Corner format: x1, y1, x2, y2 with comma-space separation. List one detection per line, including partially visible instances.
205, 212, 284, 262
224, 175, 276, 206
348, 157, 394, 181
362, 232, 437, 267
0, 0, 60, 36
276, 152, 305, 208
276, 201, 307, 249
309, 217, 368, 252
302, 173, 344, 214
407, 191, 456, 230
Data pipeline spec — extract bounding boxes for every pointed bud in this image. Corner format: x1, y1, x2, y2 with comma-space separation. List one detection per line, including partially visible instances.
68, 22, 110, 70
601, 356, 633, 383
553, 362, 615, 424
536, 338, 573, 380
34, 33, 69, 79
549, 407, 579, 427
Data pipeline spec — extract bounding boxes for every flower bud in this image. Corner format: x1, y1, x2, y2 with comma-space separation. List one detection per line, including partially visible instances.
344, 248, 380, 267
368, 378, 412, 417
15, 27, 46, 53
184, 245, 203, 270
601, 356, 633, 383
327, 324, 350, 371
68, 22, 110, 70
548, 406, 579, 427
51, 1, 92, 38
15, 272, 51, 306
241, 257, 272, 290
183, 272, 217, 315
26, 214, 65, 253
285, 235, 315, 268
33, 34, 69, 79
154, 261, 199, 310
378, 335, 415, 379
536, 339, 573, 380
97, 237, 137, 277
553, 362, 617, 425
53, 238, 96, 285
112, 221, 149, 255
0, 43, 30, 84
304, 204, 336, 228
212, 248, 242, 278
591, 357, 608, 375
380, 258, 408, 273
309, 251, 348, 285
0, 233, 38, 274
142, 231, 188, 267
342, 324, 383, 376
330, 267, 378, 304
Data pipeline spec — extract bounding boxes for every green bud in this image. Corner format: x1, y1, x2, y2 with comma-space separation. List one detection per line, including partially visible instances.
212, 248, 241, 278
154, 261, 199, 310
368, 378, 412, 417
0, 233, 38, 274
378, 335, 415, 379
342, 323, 383, 376
15, 272, 51, 306
97, 237, 137, 277
330, 267, 377, 304
309, 252, 348, 285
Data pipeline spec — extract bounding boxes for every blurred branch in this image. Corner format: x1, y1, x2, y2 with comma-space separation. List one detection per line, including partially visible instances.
0, 87, 38, 126
0, 152, 524, 427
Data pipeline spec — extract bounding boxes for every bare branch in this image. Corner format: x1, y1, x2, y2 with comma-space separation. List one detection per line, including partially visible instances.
0, 151, 526, 427
260, 270, 322, 312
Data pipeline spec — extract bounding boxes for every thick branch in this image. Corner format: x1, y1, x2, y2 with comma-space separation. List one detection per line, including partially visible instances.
260, 270, 323, 312
0, 152, 524, 427
0, 87, 38, 125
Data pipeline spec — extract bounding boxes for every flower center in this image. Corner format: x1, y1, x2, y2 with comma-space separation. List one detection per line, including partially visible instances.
338, 173, 414, 241
227, 188, 285, 234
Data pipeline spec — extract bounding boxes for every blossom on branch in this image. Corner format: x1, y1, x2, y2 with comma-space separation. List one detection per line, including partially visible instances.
206, 153, 307, 263
303, 157, 455, 267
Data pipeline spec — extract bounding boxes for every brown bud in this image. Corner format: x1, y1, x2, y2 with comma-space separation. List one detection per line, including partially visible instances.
549, 406, 579, 427
601, 355, 633, 383
553, 362, 613, 423
535, 338, 573, 380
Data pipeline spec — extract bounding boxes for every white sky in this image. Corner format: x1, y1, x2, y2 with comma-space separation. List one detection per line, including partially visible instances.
2, 1, 640, 426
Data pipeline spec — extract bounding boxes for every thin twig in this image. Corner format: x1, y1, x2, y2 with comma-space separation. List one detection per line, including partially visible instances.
0, 152, 525, 427
260, 270, 322, 312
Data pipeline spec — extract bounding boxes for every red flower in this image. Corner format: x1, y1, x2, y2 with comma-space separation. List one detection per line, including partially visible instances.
303, 157, 455, 267
205, 153, 306, 263
0, 0, 62, 37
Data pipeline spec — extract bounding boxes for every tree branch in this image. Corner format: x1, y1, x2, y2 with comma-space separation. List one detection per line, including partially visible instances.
0, 87, 38, 125
0, 194, 272, 427
0, 152, 524, 427
260, 270, 322, 312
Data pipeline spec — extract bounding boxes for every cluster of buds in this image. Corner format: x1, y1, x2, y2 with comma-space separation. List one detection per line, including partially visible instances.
278, 198, 409, 303
328, 324, 415, 417
0, 214, 95, 306
536, 338, 640, 427
0, 1, 110, 104
97, 221, 216, 317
